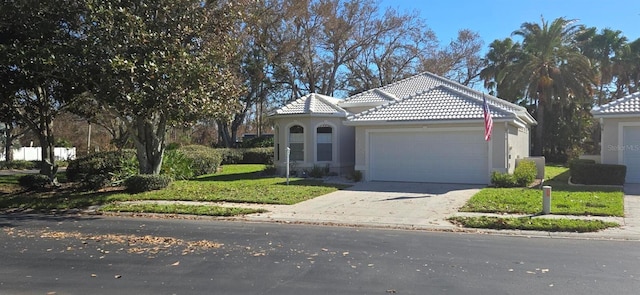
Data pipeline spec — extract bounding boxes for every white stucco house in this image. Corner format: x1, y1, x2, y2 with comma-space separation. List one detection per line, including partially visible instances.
592, 92, 640, 184
269, 72, 536, 184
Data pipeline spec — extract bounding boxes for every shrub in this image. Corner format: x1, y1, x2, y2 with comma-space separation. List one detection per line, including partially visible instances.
66, 150, 137, 189
241, 136, 274, 148
351, 170, 362, 182
218, 148, 244, 164
308, 165, 326, 178
239, 148, 273, 164
179, 145, 223, 176
262, 165, 277, 176
217, 148, 273, 165
124, 174, 172, 193
161, 149, 195, 180
513, 160, 537, 187
18, 174, 51, 191
570, 162, 626, 185
491, 171, 515, 188
0, 160, 36, 170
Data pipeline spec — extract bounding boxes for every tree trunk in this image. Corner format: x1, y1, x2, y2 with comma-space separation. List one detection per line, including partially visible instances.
37, 120, 58, 184
533, 100, 545, 156
4, 124, 14, 162
131, 115, 166, 175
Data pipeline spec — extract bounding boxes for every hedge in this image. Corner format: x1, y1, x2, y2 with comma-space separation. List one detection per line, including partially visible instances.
570, 161, 626, 185
124, 174, 172, 193
18, 174, 51, 191
66, 150, 138, 189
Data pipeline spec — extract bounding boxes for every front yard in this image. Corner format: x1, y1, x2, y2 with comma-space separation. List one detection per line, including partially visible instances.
0, 165, 347, 216
451, 165, 624, 232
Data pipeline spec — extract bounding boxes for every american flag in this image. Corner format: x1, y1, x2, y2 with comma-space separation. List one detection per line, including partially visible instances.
483, 94, 493, 141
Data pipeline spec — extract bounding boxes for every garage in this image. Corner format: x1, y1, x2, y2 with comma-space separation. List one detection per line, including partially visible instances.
368, 130, 488, 184
623, 126, 640, 184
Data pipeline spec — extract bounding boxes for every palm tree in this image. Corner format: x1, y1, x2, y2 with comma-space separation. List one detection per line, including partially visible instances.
479, 38, 523, 102
578, 27, 627, 104
500, 17, 596, 156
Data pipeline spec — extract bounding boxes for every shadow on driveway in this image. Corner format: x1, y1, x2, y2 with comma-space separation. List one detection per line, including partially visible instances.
344, 181, 485, 195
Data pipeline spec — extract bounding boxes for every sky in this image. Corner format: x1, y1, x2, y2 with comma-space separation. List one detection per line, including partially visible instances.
379, 0, 640, 52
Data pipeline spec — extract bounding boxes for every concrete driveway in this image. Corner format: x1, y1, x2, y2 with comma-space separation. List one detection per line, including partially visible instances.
244, 181, 483, 230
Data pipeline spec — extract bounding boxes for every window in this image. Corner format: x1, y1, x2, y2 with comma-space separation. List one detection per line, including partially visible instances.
289, 125, 304, 161
316, 126, 332, 161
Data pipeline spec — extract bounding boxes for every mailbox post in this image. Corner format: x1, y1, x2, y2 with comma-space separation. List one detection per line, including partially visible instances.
286, 147, 290, 185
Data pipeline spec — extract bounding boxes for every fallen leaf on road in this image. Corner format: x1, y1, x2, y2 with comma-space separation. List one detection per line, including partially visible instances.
91, 274, 97, 277
171, 261, 180, 266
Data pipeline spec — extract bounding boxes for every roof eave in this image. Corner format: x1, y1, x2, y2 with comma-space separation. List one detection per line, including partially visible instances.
343, 117, 517, 126
591, 112, 640, 119
269, 112, 348, 118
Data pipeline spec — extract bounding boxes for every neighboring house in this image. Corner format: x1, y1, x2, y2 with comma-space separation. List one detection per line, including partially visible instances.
269, 72, 536, 184
592, 92, 640, 184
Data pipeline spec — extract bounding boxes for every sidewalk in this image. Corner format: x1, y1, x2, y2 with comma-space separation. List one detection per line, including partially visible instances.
123, 182, 640, 241
244, 182, 640, 240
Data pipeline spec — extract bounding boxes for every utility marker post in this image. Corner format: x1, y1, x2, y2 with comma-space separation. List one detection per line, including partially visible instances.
542, 185, 552, 214
286, 147, 290, 185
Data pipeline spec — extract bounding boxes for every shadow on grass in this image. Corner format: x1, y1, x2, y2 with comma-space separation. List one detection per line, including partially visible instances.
544, 169, 622, 192
0, 187, 119, 213
274, 179, 350, 189
194, 171, 267, 182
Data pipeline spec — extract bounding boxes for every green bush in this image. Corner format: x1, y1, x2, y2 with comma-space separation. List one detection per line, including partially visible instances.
491, 171, 515, 188
124, 174, 172, 193
491, 160, 537, 188
570, 161, 626, 185
308, 165, 326, 178
239, 148, 273, 164
18, 174, 51, 191
262, 165, 277, 175
217, 148, 273, 165
66, 150, 138, 189
218, 148, 244, 164
179, 145, 222, 176
0, 160, 36, 170
513, 160, 537, 187
351, 170, 362, 182
241, 136, 274, 148
161, 149, 195, 180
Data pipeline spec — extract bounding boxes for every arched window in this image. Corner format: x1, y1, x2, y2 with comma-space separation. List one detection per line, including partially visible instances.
316, 125, 333, 161
289, 125, 304, 161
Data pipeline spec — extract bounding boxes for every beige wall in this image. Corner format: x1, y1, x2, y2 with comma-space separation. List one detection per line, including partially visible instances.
507, 123, 531, 173
272, 116, 355, 175
600, 117, 640, 164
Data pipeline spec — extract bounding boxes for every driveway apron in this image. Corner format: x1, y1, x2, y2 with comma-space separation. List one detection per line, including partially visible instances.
245, 182, 482, 230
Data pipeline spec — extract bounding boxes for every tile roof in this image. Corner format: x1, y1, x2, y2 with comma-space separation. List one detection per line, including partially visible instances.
340, 72, 476, 105
348, 85, 517, 122
271, 93, 348, 116
592, 92, 640, 116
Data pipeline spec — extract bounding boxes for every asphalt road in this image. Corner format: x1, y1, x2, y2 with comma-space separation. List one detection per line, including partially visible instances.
1, 214, 639, 295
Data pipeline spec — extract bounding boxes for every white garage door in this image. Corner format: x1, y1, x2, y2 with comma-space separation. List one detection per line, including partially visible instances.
623, 126, 640, 183
369, 130, 488, 184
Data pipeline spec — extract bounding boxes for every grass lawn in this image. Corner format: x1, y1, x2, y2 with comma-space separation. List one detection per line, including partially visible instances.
459, 165, 624, 217
101, 203, 266, 216
106, 164, 347, 205
0, 164, 347, 214
448, 216, 619, 233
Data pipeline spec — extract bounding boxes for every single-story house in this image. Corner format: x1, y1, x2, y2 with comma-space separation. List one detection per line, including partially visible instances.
268, 72, 536, 184
591, 92, 640, 184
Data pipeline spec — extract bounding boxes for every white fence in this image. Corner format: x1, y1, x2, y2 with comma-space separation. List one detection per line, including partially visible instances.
0, 147, 76, 161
